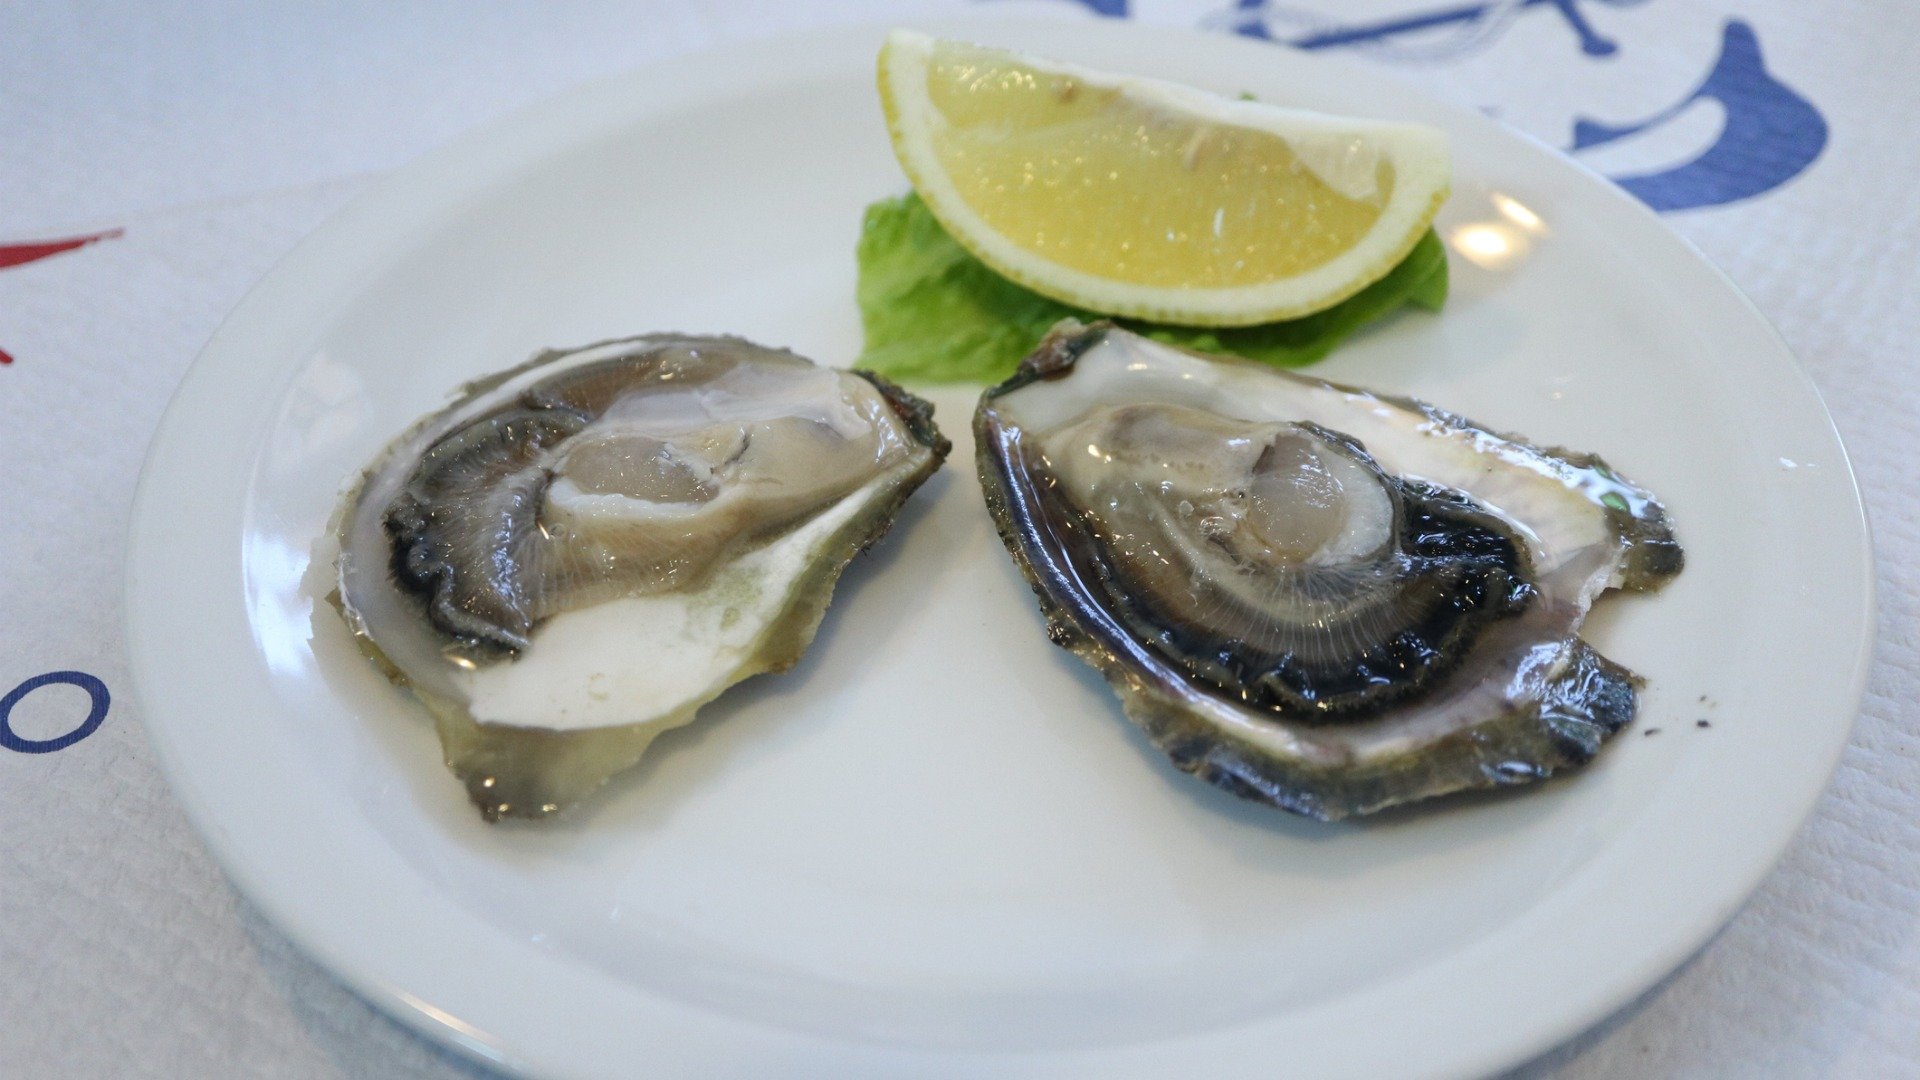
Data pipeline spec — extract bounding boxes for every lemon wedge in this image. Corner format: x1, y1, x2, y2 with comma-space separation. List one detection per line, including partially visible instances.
877, 30, 1451, 327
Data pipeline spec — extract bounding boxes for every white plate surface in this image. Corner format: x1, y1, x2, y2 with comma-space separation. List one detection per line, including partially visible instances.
126, 17, 1873, 1080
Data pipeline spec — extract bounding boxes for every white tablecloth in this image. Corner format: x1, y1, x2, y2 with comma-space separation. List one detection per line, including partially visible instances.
4, 2, 1915, 1076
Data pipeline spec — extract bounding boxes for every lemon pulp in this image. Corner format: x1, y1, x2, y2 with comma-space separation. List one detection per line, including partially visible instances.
879, 31, 1451, 326
926, 42, 1393, 289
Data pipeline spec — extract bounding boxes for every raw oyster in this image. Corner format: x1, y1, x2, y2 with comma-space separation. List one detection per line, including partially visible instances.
975, 321, 1681, 819
335, 334, 948, 820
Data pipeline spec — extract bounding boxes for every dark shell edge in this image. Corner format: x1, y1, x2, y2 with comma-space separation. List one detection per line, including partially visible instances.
995, 319, 1684, 592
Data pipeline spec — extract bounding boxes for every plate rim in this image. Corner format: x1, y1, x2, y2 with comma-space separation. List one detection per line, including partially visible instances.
124, 14, 1876, 1080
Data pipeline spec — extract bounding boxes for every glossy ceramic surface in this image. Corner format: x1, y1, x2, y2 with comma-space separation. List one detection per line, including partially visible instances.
126, 17, 1872, 1080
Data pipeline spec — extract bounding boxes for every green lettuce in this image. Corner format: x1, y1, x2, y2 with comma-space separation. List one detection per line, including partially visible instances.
855, 192, 1448, 384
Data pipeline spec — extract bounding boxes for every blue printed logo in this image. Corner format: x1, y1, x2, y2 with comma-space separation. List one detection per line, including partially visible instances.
1223, 0, 1645, 60
1040, 0, 1828, 212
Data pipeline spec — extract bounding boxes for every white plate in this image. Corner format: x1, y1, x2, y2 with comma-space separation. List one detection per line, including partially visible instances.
126, 17, 1873, 1080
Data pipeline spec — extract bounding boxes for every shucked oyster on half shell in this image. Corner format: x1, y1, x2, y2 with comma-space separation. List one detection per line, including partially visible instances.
334, 334, 949, 820
975, 321, 1682, 820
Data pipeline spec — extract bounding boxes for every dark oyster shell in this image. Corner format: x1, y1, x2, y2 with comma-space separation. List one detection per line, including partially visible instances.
975, 321, 1681, 820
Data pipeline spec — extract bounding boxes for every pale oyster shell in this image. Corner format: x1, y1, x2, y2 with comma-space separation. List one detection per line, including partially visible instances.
335, 334, 948, 820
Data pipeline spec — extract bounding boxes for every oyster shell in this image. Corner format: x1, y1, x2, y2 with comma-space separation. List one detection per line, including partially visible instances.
335, 334, 948, 819
975, 321, 1681, 819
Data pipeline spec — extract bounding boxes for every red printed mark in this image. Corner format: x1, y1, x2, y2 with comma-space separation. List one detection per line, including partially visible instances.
0, 228, 123, 365
0, 228, 123, 270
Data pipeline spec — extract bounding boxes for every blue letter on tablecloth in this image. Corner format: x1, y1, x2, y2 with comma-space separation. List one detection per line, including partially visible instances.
1571, 20, 1827, 212
1213, 3, 1827, 212
1, 671, 110, 753
1026, 0, 1129, 15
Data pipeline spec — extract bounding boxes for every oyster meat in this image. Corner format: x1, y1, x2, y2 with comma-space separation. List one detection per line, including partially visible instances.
335, 334, 948, 819
975, 321, 1682, 819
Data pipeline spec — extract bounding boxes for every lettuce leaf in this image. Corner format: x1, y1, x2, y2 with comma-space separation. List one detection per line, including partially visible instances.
855, 193, 1448, 384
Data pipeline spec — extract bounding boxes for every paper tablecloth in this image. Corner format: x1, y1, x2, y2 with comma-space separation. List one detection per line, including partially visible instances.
4, 2, 1915, 1076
